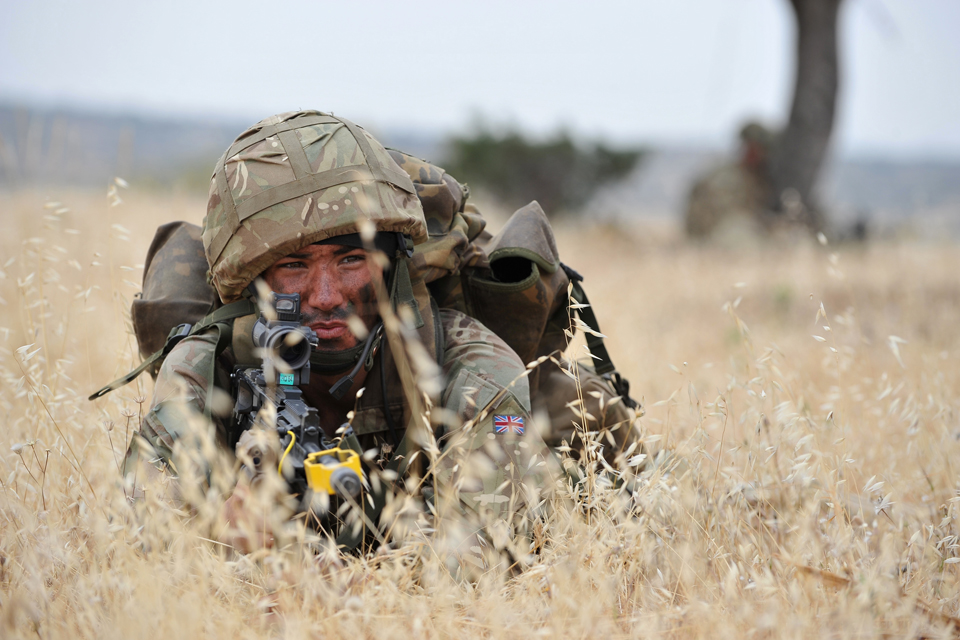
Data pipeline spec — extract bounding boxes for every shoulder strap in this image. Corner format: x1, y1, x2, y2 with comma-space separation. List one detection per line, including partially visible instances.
561, 264, 638, 410
88, 299, 257, 401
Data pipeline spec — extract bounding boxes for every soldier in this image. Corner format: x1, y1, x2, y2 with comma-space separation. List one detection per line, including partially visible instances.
684, 122, 775, 239
128, 111, 570, 562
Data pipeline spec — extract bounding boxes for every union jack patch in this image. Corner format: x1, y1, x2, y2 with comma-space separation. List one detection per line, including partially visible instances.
494, 415, 524, 435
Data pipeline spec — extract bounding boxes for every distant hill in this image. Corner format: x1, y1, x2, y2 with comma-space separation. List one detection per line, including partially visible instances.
2, 103, 957, 234
825, 158, 960, 221
0, 103, 443, 191
0, 103, 246, 190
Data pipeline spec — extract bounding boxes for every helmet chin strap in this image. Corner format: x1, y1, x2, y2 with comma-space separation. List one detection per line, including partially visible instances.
326, 322, 384, 400
306, 236, 418, 400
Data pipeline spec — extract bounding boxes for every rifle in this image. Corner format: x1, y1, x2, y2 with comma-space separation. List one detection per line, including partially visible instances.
231, 292, 363, 502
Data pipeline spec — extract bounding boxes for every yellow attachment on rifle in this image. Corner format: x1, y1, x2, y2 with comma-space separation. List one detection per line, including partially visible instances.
303, 448, 363, 497
278, 430, 296, 475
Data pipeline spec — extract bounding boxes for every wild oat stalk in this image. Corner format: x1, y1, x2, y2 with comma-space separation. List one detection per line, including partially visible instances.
1, 190, 959, 638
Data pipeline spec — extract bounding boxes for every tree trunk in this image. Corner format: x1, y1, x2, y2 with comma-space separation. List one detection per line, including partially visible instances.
769, 0, 843, 229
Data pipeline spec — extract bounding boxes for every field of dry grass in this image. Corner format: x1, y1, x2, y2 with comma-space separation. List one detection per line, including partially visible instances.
2, 187, 960, 638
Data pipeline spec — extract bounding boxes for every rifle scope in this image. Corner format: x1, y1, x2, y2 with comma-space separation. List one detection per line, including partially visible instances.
252, 293, 317, 370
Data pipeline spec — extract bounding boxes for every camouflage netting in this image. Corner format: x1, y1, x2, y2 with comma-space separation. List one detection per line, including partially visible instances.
203, 110, 427, 302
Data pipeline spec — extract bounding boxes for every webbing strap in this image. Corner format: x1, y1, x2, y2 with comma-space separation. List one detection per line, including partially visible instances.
277, 129, 311, 180
233, 165, 413, 223
566, 279, 615, 376
87, 349, 166, 401
209, 163, 240, 264
87, 299, 257, 401
561, 264, 639, 409
190, 299, 257, 334
338, 116, 388, 183
220, 113, 339, 165
192, 297, 254, 419
390, 258, 424, 329
203, 322, 232, 419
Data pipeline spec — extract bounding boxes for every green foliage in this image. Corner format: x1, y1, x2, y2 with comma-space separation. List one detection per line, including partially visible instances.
443, 128, 644, 215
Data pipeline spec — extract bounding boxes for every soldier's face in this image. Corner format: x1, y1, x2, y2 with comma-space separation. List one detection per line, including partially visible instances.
262, 244, 382, 351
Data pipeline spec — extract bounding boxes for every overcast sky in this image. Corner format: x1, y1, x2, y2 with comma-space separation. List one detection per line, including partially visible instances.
1, 0, 958, 159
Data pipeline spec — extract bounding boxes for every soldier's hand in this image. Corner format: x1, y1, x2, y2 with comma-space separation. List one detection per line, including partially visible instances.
219, 480, 275, 553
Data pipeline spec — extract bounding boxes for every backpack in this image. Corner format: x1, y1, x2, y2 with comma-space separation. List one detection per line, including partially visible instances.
90, 151, 635, 409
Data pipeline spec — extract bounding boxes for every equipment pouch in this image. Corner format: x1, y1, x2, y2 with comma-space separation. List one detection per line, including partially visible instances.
131, 222, 221, 377
464, 201, 570, 365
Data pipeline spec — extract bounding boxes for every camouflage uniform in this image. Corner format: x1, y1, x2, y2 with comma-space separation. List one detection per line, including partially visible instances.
137, 305, 557, 521
131, 111, 563, 560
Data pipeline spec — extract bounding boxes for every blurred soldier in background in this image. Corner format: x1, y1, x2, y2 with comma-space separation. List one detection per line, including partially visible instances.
684, 122, 775, 239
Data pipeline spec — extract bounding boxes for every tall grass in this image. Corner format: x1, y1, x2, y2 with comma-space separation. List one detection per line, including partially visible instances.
2, 187, 960, 638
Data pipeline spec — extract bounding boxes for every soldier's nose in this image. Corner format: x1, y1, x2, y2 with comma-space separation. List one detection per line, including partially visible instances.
306, 272, 345, 311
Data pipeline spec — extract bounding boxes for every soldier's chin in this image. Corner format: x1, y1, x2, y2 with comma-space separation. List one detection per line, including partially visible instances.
314, 336, 360, 352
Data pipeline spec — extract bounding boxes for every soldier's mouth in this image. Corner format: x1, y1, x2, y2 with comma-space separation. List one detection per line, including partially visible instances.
309, 321, 349, 341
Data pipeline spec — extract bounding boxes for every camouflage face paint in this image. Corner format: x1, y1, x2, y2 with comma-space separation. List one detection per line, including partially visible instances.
262, 244, 382, 351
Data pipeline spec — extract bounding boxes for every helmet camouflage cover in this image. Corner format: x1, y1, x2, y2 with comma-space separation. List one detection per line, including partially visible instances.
203, 110, 428, 302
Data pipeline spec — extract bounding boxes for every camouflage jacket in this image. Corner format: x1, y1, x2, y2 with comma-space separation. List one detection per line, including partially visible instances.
132, 307, 560, 529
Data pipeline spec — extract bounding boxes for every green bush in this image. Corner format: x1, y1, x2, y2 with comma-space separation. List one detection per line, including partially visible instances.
443, 128, 644, 215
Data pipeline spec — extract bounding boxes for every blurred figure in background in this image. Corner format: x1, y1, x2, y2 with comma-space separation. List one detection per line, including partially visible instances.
685, 120, 831, 241
684, 122, 775, 240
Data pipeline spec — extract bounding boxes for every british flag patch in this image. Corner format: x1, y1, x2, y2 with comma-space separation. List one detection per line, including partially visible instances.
494, 415, 524, 435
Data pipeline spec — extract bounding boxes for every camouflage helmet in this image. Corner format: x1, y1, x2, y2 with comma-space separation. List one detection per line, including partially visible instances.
203, 110, 428, 302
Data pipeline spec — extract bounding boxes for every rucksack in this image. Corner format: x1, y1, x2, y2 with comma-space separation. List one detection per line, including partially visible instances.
90, 150, 635, 409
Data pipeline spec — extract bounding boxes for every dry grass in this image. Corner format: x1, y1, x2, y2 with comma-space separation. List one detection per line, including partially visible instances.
2, 187, 960, 638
